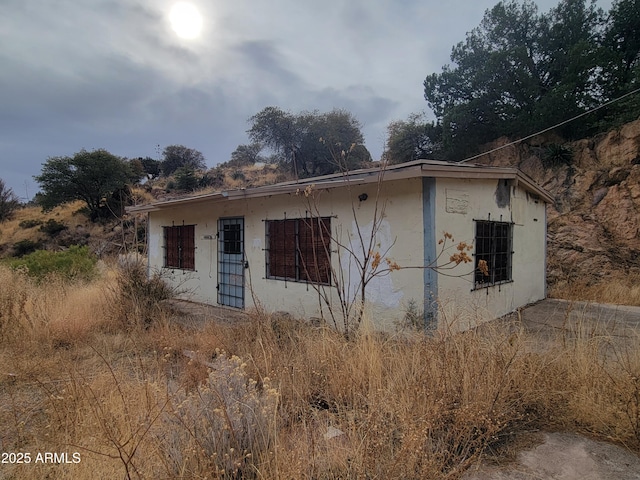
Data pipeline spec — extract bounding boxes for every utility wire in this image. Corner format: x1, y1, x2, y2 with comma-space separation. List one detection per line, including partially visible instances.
458, 86, 640, 164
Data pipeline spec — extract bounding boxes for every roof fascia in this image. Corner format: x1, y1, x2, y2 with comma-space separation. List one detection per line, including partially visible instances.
224, 165, 422, 200
126, 192, 226, 213
419, 164, 554, 203
126, 160, 553, 214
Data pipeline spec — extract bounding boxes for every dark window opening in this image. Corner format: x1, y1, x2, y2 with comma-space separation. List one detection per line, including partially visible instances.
164, 224, 195, 270
474, 220, 512, 287
266, 217, 331, 284
222, 223, 242, 254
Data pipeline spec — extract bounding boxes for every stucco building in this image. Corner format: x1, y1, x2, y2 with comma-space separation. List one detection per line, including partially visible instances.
128, 160, 553, 331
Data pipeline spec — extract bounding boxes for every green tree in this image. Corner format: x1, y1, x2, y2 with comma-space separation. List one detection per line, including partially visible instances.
602, 0, 640, 93
423, 0, 603, 159
383, 113, 443, 164
137, 157, 162, 178
247, 107, 306, 177
174, 166, 199, 191
0, 178, 20, 222
303, 109, 371, 176
536, 0, 604, 135
246, 107, 370, 178
161, 145, 206, 176
34, 149, 136, 220
597, 0, 640, 126
227, 143, 265, 168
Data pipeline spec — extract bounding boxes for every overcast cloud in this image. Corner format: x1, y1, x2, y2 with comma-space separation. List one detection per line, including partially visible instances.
0, 0, 612, 200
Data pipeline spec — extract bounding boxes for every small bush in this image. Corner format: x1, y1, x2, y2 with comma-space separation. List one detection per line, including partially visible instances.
174, 166, 199, 191
18, 219, 43, 229
543, 143, 573, 168
0, 178, 20, 222
199, 169, 225, 189
12, 239, 41, 257
396, 298, 425, 330
39, 218, 68, 236
8, 245, 97, 281
231, 170, 246, 181
110, 261, 176, 328
156, 354, 278, 478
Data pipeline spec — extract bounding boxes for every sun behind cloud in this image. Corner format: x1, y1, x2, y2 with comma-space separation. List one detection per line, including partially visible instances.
169, 2, 203, 40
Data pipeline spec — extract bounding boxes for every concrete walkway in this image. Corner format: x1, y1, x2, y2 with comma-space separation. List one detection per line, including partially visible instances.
520, 298, 640, 335
464, 432, 640, 480
465, 298, 640, 480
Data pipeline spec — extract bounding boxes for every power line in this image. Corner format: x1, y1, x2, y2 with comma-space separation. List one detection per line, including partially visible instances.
458, 86, 640, 164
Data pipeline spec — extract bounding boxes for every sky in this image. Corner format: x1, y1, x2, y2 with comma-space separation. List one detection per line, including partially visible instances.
0, 0, 613, 201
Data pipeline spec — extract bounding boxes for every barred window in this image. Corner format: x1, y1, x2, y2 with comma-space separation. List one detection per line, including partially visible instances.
474, 220, 512, 287
221, 222, 242, 254
265, 217, 331, 284
164, 224, 195, 270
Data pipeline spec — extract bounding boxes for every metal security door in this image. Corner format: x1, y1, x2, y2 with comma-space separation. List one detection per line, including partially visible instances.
217, 218, 245, 308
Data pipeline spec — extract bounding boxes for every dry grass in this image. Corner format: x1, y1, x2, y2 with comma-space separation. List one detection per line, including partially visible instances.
549, 273, 640, 306
1, 265, 639, 479
0, 201, 88, 241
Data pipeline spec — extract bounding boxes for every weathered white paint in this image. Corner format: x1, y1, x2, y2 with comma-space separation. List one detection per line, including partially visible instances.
146, 178, 426, 329
144, 170, 547, 331
148, 229, 160, 257
433, 178, 547, 331
445, 188, 470, 214
341, 218, 404, 309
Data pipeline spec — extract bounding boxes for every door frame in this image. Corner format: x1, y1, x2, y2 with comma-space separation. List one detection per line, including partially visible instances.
217, 217, 245, 308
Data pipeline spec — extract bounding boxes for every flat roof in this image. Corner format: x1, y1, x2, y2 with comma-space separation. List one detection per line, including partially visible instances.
127, 159, 554, 214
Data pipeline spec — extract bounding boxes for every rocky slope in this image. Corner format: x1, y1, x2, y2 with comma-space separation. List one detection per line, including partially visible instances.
475, 119, 640, 287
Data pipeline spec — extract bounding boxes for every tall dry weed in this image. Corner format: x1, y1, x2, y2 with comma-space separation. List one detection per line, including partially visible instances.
105, 261, 177, 330
1, 271, 640, 479
223, 315, 549, 479
33, 351, 169, 480
0, 265, 113, 347
550, 274, 640, 306
153, 353, 278, 478
0, 265, 29, 341
549, 318, 640, 446
238, 311, 640, 479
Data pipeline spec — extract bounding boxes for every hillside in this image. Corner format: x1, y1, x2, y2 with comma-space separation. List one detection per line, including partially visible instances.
0, 163, 292, 259
0, 200, 131, 259
475, 119, 640, 297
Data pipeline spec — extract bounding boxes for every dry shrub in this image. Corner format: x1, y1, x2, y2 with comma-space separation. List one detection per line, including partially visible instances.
550, 273, 640, 306
0, 264, 112, 347
106, 261, 177, 329
0, 264, 30, 341
547, 320, 640, 446
231, 312, 639, 479
153, 353, 279, 479
1, 274, 639, 479
28, 332, 278, 480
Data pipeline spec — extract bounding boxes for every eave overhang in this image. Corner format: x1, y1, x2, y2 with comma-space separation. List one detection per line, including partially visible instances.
126, 160, 554, 214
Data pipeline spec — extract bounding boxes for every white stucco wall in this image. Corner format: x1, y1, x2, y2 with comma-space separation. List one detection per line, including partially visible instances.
146, 175, 547, 332
433, 178, 547, 331
147, 178, 426, 330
